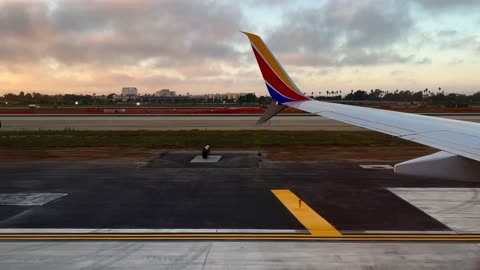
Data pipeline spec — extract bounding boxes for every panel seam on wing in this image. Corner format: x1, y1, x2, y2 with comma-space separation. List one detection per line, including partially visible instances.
313, 110, 414, 135
404, 132, 480, 152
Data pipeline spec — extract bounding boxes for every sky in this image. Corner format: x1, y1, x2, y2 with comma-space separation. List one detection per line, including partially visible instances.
0, 0, 479, 96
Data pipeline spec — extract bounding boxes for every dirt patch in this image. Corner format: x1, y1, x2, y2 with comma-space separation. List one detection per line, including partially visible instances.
262, 146, 437, 162
0, 146, 437, 163
0, 148, 163, 162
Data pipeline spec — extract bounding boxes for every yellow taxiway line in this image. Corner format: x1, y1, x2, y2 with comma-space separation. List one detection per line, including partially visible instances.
271, 189, 342, 236
1, 189, 479, 241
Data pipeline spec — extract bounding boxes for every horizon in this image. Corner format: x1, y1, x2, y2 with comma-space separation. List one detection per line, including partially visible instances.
1, 0, 480, 96
2, 88, 479, 98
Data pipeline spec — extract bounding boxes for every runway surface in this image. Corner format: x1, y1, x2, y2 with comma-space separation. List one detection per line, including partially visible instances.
0, 152, 479, 234
1, 114, 480, 130
1, 151, 479, 268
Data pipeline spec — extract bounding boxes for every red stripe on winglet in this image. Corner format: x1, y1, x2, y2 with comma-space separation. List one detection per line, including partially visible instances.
252, 46, 308, 101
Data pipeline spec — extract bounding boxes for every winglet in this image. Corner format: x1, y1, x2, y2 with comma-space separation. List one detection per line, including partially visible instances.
256, 101, 288, 125
242, 32, 309, 104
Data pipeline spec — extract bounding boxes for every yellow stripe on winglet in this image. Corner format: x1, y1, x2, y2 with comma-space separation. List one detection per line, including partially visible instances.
242, 32, 297, 92
272, 189, 342, 236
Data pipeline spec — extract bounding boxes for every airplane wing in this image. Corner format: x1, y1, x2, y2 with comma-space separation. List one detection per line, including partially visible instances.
243, 32, 480, 181
286, 100, 480, 162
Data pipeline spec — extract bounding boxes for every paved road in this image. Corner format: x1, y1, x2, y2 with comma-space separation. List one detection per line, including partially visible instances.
1, 153, 478, 231
1, 152, 480, 269
0, 114, 479, 131
0, 241, 478, 270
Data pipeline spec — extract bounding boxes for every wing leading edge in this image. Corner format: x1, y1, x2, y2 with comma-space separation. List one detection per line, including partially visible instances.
243, 32, 480, 180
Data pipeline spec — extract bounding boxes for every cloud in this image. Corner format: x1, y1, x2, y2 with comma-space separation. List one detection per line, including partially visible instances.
342, 1, 412, 49
449, 58, 464, 65
437, 30, 458, 37
266, 0, 415, 67
339, 50, 414, 66
0, 2, 49, 40
244, 0, 289, 6
438, 34, 480, 50
390, 70, 405, 76
0, 0, 246, 75
179, 62, 224, 78
413, 0, 480, 11
1, 0, 480, 93
416, 57, 432, 65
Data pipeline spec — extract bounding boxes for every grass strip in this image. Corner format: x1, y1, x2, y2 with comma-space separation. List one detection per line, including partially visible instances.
0, 130, 419, 148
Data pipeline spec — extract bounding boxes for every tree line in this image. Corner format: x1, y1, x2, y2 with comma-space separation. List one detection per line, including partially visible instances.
310, 89, 480, 106
1, 89, 480, 106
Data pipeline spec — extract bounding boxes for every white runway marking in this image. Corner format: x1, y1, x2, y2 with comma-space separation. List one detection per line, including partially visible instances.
359, 164, 393, 169
136, 161, 148, 168
389, 188, 480, 233
0, 228, 309, 234
341, 230, 456, 234
190, 155, 222, 163
0, 193, 67, 206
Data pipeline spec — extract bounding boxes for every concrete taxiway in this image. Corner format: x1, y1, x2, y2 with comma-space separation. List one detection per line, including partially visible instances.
1, 242, 478, 270
0, 151, 479, 269
1, 114, 480, 130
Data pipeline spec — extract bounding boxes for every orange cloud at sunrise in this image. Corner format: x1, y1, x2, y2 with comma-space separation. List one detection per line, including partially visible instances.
1, 0, 479, 96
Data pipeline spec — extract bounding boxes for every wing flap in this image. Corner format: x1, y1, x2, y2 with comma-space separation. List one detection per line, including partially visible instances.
404, 131, 480, 161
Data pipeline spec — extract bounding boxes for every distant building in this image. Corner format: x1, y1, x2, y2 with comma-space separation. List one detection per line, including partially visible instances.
224, 93, 241, 101
155, 89, 176, 97
121, 87, 138, 96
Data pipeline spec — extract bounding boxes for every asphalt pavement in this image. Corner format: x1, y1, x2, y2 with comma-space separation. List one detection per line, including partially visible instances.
1, 114, 480, 130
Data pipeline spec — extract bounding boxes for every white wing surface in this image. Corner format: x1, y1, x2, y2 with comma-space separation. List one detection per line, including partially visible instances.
286, 100, 480, 162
